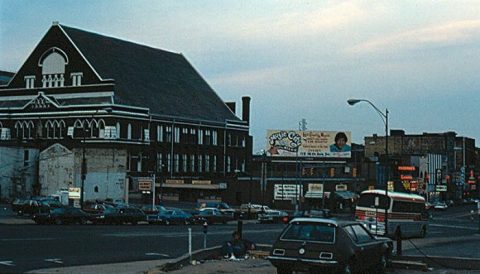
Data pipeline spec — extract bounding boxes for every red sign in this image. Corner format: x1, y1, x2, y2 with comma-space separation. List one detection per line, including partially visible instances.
401, 174, 413, 180
398, 166, 416, 171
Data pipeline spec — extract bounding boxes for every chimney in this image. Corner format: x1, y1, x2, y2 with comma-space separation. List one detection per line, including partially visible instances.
226, 102, 236, 115
242, 96, 251, 125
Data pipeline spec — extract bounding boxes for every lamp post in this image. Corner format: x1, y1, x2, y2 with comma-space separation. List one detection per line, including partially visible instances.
80, 124, 89, 209
348, 98, 389, 235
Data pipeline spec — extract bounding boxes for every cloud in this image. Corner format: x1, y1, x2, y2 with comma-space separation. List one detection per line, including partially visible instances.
226, 1, 374, 42
348, 20, 480, 55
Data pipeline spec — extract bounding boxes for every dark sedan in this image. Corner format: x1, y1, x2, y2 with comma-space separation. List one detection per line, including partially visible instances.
195, 208, 233, 224
147, 208, 195, 225
90, 206, 145, 225
32, 207, 89, 225
268, 218, 393, 274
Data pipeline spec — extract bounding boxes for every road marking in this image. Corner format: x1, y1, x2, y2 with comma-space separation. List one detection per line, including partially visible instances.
430, 223, 478, 231
145, 253, 170, 257
0, 261, 15, 266
1, 238, 56, 241
45, 258, 63, 264
104, 228, 283, 238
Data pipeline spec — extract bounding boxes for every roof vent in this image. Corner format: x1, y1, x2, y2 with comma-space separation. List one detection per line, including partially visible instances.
52, 21, 59, 26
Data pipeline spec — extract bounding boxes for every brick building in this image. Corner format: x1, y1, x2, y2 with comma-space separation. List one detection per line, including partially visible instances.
0, 22, 251, 204
364, 130, 477, 201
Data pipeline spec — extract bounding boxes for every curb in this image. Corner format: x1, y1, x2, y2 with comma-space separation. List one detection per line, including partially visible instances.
147, 246, 480, 273
394, 255, 480, 271
146, 244, 273, 273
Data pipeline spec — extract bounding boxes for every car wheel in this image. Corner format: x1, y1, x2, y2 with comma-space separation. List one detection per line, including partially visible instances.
373, 254, 387, 274
339, 261, 354, 274
420, 226, 427, 238
184, 220, 190, 225
79, 218, 87, 225
165, 220, 170, 226
54, 218, 62, 225
276, 267, 292, 274
131, 221, 137, 225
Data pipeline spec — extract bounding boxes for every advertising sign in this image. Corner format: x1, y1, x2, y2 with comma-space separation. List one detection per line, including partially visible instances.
274, 184, 303, 200
305, 183, 323, 198
266, 130, 351, 158
138, 180, 152, 191
68, 187, 81, 199
436, 185, 447, 192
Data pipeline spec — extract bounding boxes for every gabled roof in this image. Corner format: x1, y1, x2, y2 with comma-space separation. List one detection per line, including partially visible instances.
0, 70, 14, 86
60, 25, 239, 123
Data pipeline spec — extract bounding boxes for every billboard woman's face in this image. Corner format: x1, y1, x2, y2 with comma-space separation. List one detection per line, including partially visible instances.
336, 138, 346, 148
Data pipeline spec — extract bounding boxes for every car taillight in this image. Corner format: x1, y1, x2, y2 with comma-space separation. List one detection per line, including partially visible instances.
282, 216, 289, 224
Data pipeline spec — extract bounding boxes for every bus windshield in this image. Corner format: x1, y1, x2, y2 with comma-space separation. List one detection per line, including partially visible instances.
357, 193, 390, 210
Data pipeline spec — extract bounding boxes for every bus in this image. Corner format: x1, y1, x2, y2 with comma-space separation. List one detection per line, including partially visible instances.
355, 189, 428, 238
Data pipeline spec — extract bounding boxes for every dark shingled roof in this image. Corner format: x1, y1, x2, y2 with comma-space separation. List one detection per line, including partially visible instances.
0, 70, 15, 86
61, 25, 239, 123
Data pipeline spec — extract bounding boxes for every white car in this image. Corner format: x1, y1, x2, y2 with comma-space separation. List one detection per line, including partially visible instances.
434, 202, 448, 210
257, 208, 288, 223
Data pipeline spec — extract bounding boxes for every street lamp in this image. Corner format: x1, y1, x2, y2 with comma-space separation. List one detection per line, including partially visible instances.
348, 98, 390, 235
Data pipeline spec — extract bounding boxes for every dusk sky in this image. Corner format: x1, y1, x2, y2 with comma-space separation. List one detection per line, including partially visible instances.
1, 1, 480, 153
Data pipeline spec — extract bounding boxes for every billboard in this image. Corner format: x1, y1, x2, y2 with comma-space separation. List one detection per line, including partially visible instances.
266, 130, 351, 158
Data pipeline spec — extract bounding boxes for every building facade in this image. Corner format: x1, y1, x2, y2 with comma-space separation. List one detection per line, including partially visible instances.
0, 22, 251, 204
364, 130, 478, 201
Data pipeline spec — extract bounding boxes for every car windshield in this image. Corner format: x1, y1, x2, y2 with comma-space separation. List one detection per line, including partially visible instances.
281, 222, 335, 243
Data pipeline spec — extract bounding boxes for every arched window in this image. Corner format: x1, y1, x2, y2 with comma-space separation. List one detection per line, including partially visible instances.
39, 47, 68, 88
98, 119, 105, 138
27, 121, 34, 139
15, 121, 22, 139
58, 120, 65, 138
45, 120, 54, 139
127, 124, 132, 140
116, 122, 121, 139
90, 119, 99, 138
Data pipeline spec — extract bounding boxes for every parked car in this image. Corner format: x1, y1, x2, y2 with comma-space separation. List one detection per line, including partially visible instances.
90, 206, 145, 225
140, 204, 167, 215
11, 198, 28, 214
197, 202, 236, 218
32, 206, 89, 225
434, 202, 448, 210
147, 208, 195, 225
195, 208, 233, 224
282, 209, 333, 224
258, 208, 289, 224
268, 218, 393, 274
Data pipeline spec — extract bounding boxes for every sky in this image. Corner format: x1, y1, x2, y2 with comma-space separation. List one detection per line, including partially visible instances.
1, 0, 480, 154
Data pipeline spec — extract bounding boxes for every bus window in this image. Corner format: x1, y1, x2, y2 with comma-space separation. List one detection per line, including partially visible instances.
357, 193, 390, 209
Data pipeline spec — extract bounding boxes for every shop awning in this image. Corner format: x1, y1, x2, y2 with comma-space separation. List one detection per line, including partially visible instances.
162, 183, 227, 190
335, 191, 357, 200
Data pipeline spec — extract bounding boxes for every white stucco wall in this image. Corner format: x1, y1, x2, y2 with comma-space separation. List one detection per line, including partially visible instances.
39, 143, 74, 196
73, 148, 127, 202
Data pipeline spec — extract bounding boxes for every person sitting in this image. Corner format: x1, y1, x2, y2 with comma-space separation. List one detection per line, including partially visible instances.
222, 231, 256, 260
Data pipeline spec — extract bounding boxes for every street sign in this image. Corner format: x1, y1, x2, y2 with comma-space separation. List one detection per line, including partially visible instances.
436, 185, 447, 192
139, 180, 152, 191
68, 187, 81, 199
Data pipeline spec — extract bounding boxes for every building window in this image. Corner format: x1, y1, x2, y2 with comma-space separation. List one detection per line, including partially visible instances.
205, 130, 211, 145
212, 130, 218, 146
198, 155, 203, 173
227, 156, 231, 173
205, 155, 210, 172
126, 153, 131, 171
228, 134, 232, 146
166, 126, 172, 142
213, 155, 217, 172
190, 154, 195, 172
24, 150, 29, 167
156, 153, 163, 172
174, 154, 179, 173
71, 72, 83, 86
157, 125, 163, 142
127, 124, 132, 140
144, 129, 150, 141
167, 154, 172, 172
24, 76, 35, 89
116, 122, 121, 139
174, 127, 180, 143
190, 128, 196, 144
198, 129, 204, 145
182, 154, 188, 172
0, 128, 11, 140
241, 136, 246, 147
